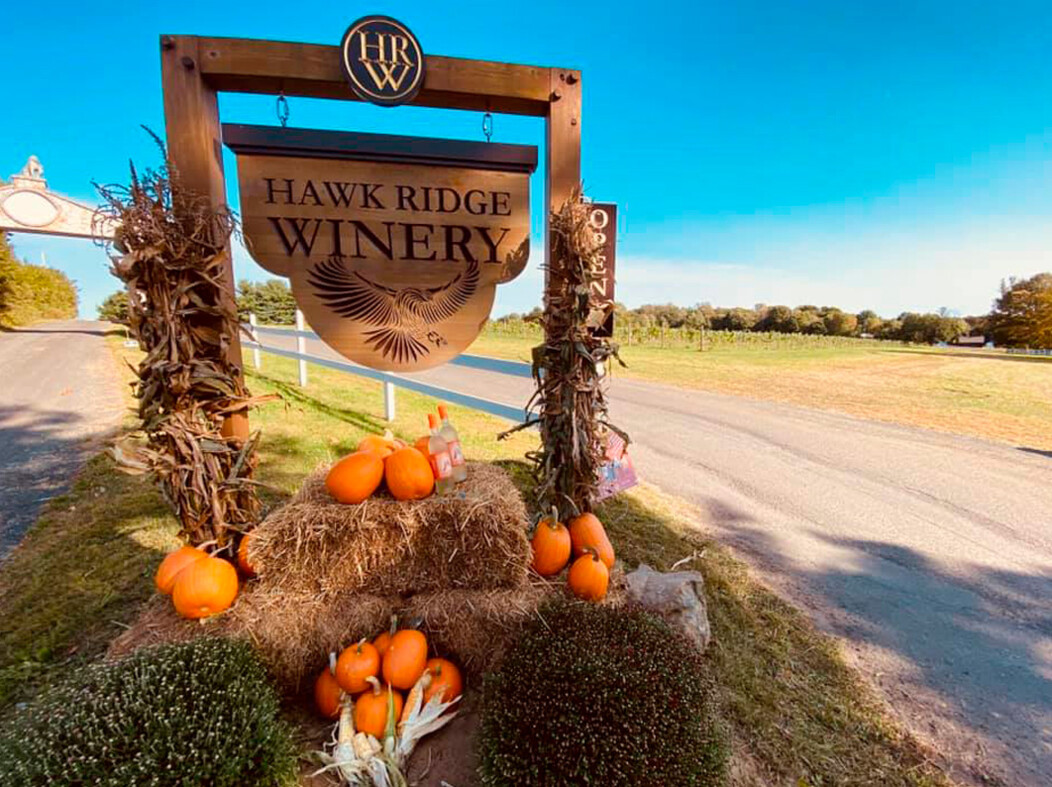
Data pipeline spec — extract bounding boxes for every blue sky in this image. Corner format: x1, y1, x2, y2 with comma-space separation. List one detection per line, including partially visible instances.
4, 1, 1052, 319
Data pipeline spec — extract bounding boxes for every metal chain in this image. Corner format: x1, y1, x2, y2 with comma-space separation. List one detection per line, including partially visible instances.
482, 111, 493, 143
276, 92, 290, 128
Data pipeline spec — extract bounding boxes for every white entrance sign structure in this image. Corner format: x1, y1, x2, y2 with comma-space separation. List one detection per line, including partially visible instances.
0, 157, 116, 240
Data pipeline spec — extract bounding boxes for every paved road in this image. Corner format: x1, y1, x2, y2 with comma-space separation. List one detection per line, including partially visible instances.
0, 321, 125, 557
259, 331, 1052, 786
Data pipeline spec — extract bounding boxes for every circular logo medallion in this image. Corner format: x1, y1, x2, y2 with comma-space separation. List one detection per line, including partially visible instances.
340, 15, 425, 107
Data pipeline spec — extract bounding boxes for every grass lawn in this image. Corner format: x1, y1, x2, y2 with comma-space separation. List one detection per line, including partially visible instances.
472, 327, 1052, 450
0, 339, 953, 786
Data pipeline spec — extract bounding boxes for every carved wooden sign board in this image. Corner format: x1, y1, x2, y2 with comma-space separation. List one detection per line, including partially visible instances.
226, 124, 536, 371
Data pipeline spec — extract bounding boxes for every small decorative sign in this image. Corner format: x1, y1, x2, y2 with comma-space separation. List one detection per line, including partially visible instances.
588, 203, 617, 336
596, 429, 637, 501
340, 15, 425, 107
225, 124, 537, 372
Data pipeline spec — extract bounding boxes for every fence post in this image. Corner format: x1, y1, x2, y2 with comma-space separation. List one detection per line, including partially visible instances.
295, 309, 308, 387
383, 381, 396, 422
248, 313, 261, 370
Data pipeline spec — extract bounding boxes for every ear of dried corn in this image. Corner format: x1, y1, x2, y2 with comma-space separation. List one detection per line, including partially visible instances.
95, 141, 270, 548
501, 189, 628, 520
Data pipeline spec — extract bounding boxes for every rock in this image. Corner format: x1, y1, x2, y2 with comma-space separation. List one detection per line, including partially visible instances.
625, 563, 711, 652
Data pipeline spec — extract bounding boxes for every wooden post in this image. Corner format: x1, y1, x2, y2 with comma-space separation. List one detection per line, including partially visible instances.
295, 308, 308, 387
545, 68, 582, 292
160, 35, 249, 441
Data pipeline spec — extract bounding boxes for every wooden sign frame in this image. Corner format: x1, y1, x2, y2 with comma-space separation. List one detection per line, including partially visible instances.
160, 34, 581, 439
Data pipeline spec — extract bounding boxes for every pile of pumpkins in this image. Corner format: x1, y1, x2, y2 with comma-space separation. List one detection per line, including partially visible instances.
154, 536, 256, 619
313, 621, 463, 738
531, 510, 615, 602
325, 431, 438, 505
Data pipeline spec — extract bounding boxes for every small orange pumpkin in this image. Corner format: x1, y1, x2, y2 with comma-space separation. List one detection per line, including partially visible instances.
335, 639, 380, 694
382, 629, 428, 690
358, 434, 396, 458
354, 677, 404, 738
237, 533, 256, 578
155, 545, 206, 595
569, 512, 615, 568
172, 556, 239, 619
530, 511, 572, 576
325, 450, 384, 504
568, 547, 609, 602
413, 436, 431, 456
384, 448, 434, 501
423, 658, 463, 704
314, 665, 342, 719
373, 615, 398, 657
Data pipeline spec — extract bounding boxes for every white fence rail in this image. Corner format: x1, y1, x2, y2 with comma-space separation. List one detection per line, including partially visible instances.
243, 315, 533, 424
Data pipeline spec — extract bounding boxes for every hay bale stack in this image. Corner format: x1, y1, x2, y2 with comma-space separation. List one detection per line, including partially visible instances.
247, 462, 531, 596
111, 462, 564, 692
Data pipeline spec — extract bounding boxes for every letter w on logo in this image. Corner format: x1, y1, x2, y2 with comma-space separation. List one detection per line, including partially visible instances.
357, 31, 415, 91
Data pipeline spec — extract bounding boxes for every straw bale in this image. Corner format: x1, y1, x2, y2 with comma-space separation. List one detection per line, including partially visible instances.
246, 462, 531, 596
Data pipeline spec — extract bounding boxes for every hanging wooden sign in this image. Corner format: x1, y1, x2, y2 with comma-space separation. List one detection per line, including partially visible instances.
225, 124, 537, 371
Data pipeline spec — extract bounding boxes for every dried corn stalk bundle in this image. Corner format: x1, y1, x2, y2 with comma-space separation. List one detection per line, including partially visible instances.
95, 148, 269, 547
502, 190, 627, 519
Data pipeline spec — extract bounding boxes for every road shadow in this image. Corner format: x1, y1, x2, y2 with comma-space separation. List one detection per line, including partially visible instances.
715, 517, 1052, 785
0, 404, 93, 556
1018, 447, 1052, 459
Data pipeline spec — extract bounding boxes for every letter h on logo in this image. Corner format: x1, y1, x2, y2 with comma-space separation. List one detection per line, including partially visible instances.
357, 30, 415, 91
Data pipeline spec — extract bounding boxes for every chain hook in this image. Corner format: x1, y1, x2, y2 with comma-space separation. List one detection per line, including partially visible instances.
276, 91, 290, 128
482, 111, 493, 143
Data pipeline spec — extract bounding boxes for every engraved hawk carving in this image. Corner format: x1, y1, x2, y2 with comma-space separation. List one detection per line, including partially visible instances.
308, 255, 480, 364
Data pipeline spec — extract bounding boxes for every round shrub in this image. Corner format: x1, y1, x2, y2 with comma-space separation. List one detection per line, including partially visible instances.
0, 638, 297, 786
478, 601, 727, 786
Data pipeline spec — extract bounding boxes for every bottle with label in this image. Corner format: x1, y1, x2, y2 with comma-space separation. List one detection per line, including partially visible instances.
427, 413, 455, 495
437, 404, 468, 482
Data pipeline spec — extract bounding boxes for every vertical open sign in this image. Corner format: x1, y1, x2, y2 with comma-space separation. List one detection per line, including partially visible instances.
588, 202, 617, 337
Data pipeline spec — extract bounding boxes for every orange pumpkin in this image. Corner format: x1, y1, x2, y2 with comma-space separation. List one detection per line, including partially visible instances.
155, 545, 206, 595
373, 615, 398, 657
314, 666, 343, 719
172, 556, 239, 619
384, 448, 434, 501
335, 640, 380, 694
382, 629, 428, 689
568, 547, 609, 602
354, 677, 404, 738
530, 513, 572, 576
373, 631, 392, 657
413, 436, 431, 456
358, 434, 396, 458
569, 512, 615, 568
237, 533, 256, 577
423, 658, 463, 704
325, 450, 384, 504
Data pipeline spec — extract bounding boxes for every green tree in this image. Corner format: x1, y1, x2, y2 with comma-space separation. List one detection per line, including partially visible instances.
97, 290, 130, 324
237, 279, 296, 325
857, 309, 883, 335
757, 305, 799, 333
989, 273, 1052, 348
0, 234, 78, 327
822, 308, 859, 337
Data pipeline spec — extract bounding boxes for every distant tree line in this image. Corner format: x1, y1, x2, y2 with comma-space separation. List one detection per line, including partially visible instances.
500, 302, 972, 344
0, 233, 78, 327
96, 270, 1052, 349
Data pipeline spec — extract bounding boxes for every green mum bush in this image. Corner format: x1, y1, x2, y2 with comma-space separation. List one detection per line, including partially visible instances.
478, 601, 728, 786
0, 638, 297, 786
